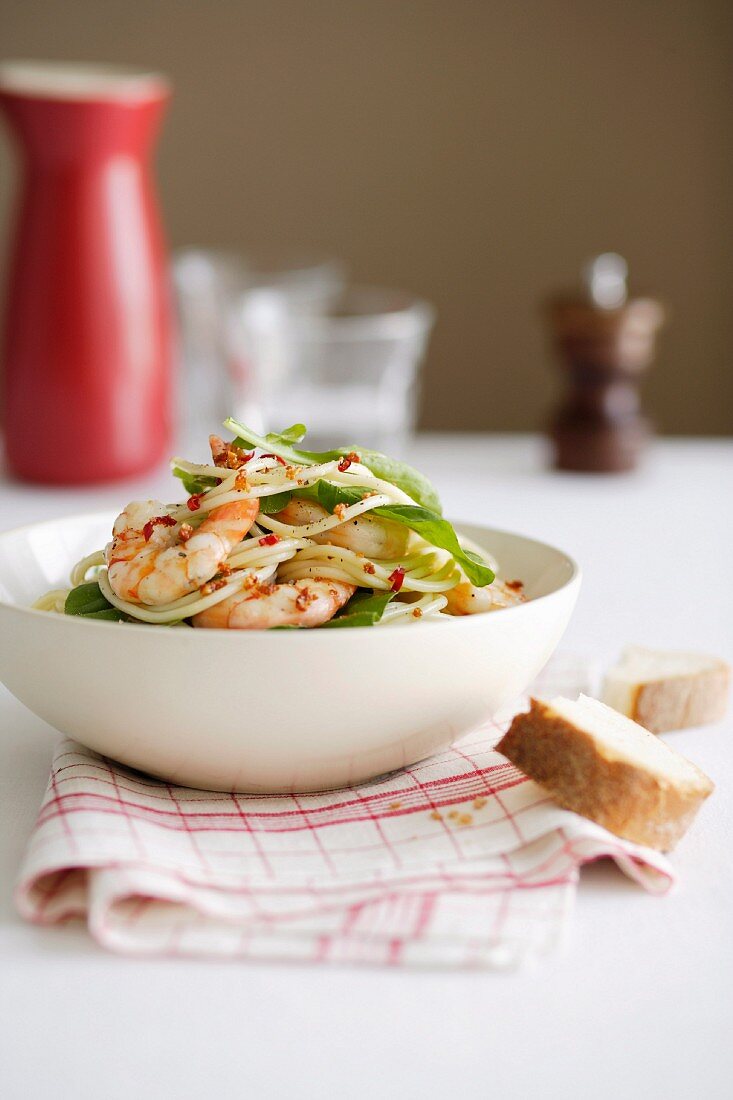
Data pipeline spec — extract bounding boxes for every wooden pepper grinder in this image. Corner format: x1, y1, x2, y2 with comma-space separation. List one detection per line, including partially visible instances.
546, 254, 665, 472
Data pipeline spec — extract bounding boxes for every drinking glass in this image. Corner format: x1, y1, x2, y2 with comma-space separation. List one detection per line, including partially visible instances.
227, 286, 435, 453
172, 250, 344, 446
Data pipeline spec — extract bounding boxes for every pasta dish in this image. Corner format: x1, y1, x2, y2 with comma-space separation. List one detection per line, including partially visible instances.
34, 419, 525, 629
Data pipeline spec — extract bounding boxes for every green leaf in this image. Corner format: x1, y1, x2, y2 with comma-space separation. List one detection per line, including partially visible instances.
171, 464, 220, 496
223, 418, 442, 512
313, 481, 371, 513
289, 480, 491, 586
225, 418, 342, 466
267, 423, 307, 445
257, 490, 293, 514
322, 588, 395, 628
65, 582, 126, 621
372, 505, 495, 587
347, 448, 442, 514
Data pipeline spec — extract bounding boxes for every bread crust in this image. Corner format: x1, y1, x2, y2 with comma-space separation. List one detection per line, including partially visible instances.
631, 664, 730, 733
496, 699, 714, 851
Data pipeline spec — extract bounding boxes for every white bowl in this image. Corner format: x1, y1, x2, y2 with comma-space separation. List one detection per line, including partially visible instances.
0, 512, 580, 792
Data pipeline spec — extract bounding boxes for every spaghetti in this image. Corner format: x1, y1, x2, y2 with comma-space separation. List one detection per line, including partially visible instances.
34, 420, 524, 629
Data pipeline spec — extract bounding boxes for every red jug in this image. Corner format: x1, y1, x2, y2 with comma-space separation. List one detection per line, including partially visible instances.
0, 62, 173, 483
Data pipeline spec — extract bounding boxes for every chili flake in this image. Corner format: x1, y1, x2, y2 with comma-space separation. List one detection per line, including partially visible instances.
142, 515, 177, 542
260, 453, 287, 466
412, 607, 423, 618
259, 533, 280, 546
295, 587, 317, 611
200, 577, 228, 596
337, 451, 360, 472
363, 561, 376, 576
388, 566, 405, 592
227, 446, 252, 469
187, 493, 204, 511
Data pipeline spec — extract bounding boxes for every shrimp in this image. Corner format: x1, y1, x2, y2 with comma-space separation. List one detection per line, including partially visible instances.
192, 578, 355, 629
272, 498, 410, 560
106, 497, 259, 605
443, 578, 526, 616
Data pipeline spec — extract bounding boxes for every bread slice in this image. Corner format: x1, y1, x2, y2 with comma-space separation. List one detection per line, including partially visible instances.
496, 694, 714, 851
602, 646, 730, 733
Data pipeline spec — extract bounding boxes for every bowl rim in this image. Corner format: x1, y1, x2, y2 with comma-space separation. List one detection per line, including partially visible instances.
0, 510, 581, 637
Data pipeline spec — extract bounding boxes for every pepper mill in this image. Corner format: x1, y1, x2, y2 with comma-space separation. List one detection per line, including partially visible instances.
546, 254, 665, 473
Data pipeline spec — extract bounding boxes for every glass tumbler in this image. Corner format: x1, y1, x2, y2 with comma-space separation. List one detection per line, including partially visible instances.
228, 286, 435, 453
173, 250, 344, 446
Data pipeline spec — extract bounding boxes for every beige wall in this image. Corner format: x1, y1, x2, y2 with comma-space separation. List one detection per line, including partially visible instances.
2, 0, 732, 434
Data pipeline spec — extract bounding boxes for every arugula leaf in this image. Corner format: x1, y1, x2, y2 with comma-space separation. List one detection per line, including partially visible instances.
225, 418, 342, 465
313, 480, 371, 513
322, 588, 395, 628
223, 418, 442, 512
257, 490, 293, 514
268, 423, 307, 445
65, 582, 126, 621
345, 448, 442, 514
171, 464, 220, 496
373, 505, 495, 587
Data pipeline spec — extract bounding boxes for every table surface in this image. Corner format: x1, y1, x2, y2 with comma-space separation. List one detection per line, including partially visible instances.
1, 433, 731, 1100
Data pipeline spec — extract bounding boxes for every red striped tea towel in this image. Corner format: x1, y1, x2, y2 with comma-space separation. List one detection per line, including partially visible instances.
15, 655, 674, 968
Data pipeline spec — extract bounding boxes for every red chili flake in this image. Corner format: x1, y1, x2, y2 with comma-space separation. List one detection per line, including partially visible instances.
337, 451, 360, 472
363, 561, 376, 576
211, 437, 252, 469
295, 587, 317, 611
260, 453, 287, 466
142, 515, 177, 542
225, 446, 253, 469
388, 566, 406, 592
259, 533, 280, 546
505, 579, 524, 591
187, 493, 204, 511
200, 577, 228, 596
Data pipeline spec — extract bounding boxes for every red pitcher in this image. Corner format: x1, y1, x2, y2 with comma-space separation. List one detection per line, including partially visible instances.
0, 62, 173, 483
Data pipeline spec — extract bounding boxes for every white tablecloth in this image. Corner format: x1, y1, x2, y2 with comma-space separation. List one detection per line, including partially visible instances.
1, 434, 731, 1100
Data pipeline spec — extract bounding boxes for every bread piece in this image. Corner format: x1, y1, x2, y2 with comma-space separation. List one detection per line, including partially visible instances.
496, 694, 714, 851
601, 646, 730, 733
